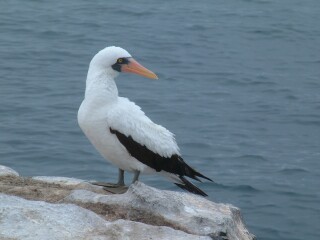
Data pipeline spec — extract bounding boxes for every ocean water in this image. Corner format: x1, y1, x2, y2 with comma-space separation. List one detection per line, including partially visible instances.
1, 1, 320, 239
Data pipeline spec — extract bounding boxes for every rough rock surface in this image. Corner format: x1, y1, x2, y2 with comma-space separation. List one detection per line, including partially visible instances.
0, 194, 209, 240
0, 165, 19, 177
0, 174, 107, 203
64, 183, 253, 240
0, 165, 255, 240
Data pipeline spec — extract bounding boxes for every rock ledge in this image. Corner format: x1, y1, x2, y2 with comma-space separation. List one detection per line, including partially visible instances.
0, 165, 255, 240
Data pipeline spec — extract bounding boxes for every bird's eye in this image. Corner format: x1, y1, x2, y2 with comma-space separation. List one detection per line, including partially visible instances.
117, 58, 123, 63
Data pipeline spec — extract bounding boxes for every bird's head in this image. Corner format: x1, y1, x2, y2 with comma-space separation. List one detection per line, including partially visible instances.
90, 46, 158, 79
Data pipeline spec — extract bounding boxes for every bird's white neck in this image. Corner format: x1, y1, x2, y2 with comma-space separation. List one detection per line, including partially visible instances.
84, 65, 119, 104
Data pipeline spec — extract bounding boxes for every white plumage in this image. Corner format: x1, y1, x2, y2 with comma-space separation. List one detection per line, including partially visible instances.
107, 97, 180, 158
78, 46, 211, 196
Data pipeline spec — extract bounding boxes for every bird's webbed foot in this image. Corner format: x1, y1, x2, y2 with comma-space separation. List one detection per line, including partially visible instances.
92, 169, 128, 193
92, 182, 126, 188
102, 185, 128, 194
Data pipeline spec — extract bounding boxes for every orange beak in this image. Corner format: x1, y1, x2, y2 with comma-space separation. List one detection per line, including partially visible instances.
122, 58, 158, 79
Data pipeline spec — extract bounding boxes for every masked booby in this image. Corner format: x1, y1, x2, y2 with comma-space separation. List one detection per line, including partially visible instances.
78, 46, 212, 196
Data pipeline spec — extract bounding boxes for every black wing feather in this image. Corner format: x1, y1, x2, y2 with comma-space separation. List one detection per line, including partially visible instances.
110, 128, 212, 196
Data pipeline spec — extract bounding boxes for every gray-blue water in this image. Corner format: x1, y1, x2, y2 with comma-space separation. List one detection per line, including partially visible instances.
1, 1, 320, 239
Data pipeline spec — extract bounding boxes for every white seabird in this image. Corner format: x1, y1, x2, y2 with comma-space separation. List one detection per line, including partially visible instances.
78, 46, 212, 196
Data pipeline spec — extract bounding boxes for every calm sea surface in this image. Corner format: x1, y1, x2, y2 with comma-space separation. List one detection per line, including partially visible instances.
1, 1, 320, 239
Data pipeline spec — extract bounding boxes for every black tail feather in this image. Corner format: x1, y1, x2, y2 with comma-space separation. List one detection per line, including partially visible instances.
192, 175, 203, 182
190, 167, 213, 182
178, 156, 213, 183
175, 176, 208, 197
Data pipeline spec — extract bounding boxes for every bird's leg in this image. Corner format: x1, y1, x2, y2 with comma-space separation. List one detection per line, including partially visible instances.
132, 170, 140, 183
117, 169, 125, 186
92, 168, 126, 188
95, 168, 128, 194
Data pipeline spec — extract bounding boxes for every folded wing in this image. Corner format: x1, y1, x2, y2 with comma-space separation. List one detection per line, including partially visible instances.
107, 97, 212, 196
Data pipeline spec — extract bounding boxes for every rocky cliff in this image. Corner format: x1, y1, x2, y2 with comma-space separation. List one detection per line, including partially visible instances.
0, 165, 255, 240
